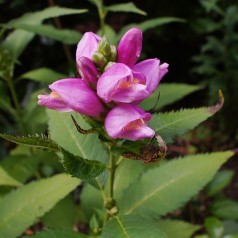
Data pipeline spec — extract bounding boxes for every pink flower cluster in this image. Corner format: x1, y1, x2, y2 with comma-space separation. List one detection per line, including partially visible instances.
38, 28, 168, 141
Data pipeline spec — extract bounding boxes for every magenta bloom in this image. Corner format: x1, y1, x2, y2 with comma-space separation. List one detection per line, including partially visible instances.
38, 78, 105, 119
97, 28, 169, 105
105, 104, 155, 140
97, 63, 150, 103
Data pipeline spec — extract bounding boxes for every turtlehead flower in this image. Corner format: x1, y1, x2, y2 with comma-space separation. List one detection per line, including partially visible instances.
117, 28, 168, 94
105, 104, 155, 140
38, 78, 105, 119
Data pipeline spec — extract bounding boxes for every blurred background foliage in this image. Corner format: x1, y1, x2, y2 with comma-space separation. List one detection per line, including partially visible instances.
0, 0, 238, 237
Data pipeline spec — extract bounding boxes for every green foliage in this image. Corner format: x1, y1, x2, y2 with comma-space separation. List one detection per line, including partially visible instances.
105, 2, 147, 15
205, 217, 224, 238
118, 151, 233, 215
0, 174, 80, 238
19, 68, 66, 84
47, 110, 108, 163
158, 220, 200, 238
205, 170, 235, 197
140, 83, 202, 111
0, 166, 22, 186
27, 228, 87, 238
101, 214, 167, 238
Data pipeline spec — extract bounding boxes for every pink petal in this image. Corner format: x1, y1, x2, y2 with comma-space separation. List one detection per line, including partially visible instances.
77, 56, 99, 89
105, 104, 155, 140
76, 32, 101, 61
48, 78, 105, 119
97, 63, 149, 104
117, 28, 142, 68
133, 59, 169, 94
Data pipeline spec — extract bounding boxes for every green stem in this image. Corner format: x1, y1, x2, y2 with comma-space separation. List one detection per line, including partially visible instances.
109, 147, 116, 200
97, 0, 107, 35
6, 77, 26, 133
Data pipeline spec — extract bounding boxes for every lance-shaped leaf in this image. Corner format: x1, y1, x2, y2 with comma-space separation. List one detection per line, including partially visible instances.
19, 68, 66, 84
0, 166, 22, 187
9, 23, 82, 44
28, 228, 87, 238
101, 214, 167, 238
61, 149, 106, 180
140, 83, 202, 111
0, 134, 59, 151
118, 151, 233, 216
149, 90, 224, 143
47, 110, 108, 164
0, 174, 80, 238
105, 2, 147, 15
0, 134, 106, 180
3, 6, 87, 59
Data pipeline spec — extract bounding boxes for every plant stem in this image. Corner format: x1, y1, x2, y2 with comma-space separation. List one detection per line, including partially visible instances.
109, 147, 116, 200
6, 77, 26, 133
98, 0, 106, 35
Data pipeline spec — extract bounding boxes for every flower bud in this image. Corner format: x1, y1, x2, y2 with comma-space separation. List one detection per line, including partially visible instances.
92, 51, 107, 70
98, 36, 111, 57
108, 45, 117, 62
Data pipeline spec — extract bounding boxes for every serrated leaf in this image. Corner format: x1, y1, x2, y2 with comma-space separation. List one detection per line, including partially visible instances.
0, 166, 22, 187
140, 83, 202, 111
149, 91, 224, 143
47, 110, 108, 163
19, 68, 66, 84
158, 220, 200, 238
118, 151, 233, 216
12, 23, 82, 44
61, 150, 106, 180
101, 214, 167, 238
106, 2, 146, 15
0, 173, 80, 238
27, 228, 87, 238
0, 134, 59, 151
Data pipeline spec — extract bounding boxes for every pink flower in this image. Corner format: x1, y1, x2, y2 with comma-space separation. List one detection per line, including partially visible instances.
105, 104, 155, 140
118, 28, 168, 93
38, 78, 105, 119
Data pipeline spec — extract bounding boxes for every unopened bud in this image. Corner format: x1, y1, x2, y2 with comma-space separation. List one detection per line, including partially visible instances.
108, 45, 117, 62
104, 62, 115, 71
98, 36, 111, 57
92, 51, 107, 70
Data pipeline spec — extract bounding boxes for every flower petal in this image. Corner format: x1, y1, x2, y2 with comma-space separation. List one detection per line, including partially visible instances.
105, 104, 155, 140
97, 63, 149, 104
117, 28, 142, 68
38, 93, 72, 112
76, 32, 101, 61
77, 56, 99, 89
133, 59, 169, 94
48, 78, 106, 119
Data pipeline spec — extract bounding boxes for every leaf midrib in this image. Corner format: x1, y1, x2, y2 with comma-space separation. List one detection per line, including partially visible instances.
115, 216, 130, 238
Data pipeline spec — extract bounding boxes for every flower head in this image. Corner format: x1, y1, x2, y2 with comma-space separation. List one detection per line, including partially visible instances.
105, 104, 155, 140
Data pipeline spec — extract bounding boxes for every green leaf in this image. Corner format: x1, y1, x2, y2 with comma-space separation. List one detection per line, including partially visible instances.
26, 228, 87, 238
47, 110, 108, 163
105, 2, 147, 15
19, 68, 66, 84
12, 23, 82, 44
0, 166, 22, 187
0, 173, 80, 238
0, 134, 59, 151
158, 219, 200, 238
140, 83, 202, 111
223, 220, 238, 235
61, 149, 106, 180
211, 198, 238, 220
205, 217, 224, 238
118, 151, 233, 216
149, 91, 224, 143
114, 17, 185, 43
101, 214, 167, 238
6, 6, 87, 27
3, 6, 87, 59
205, 170, 234, 197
